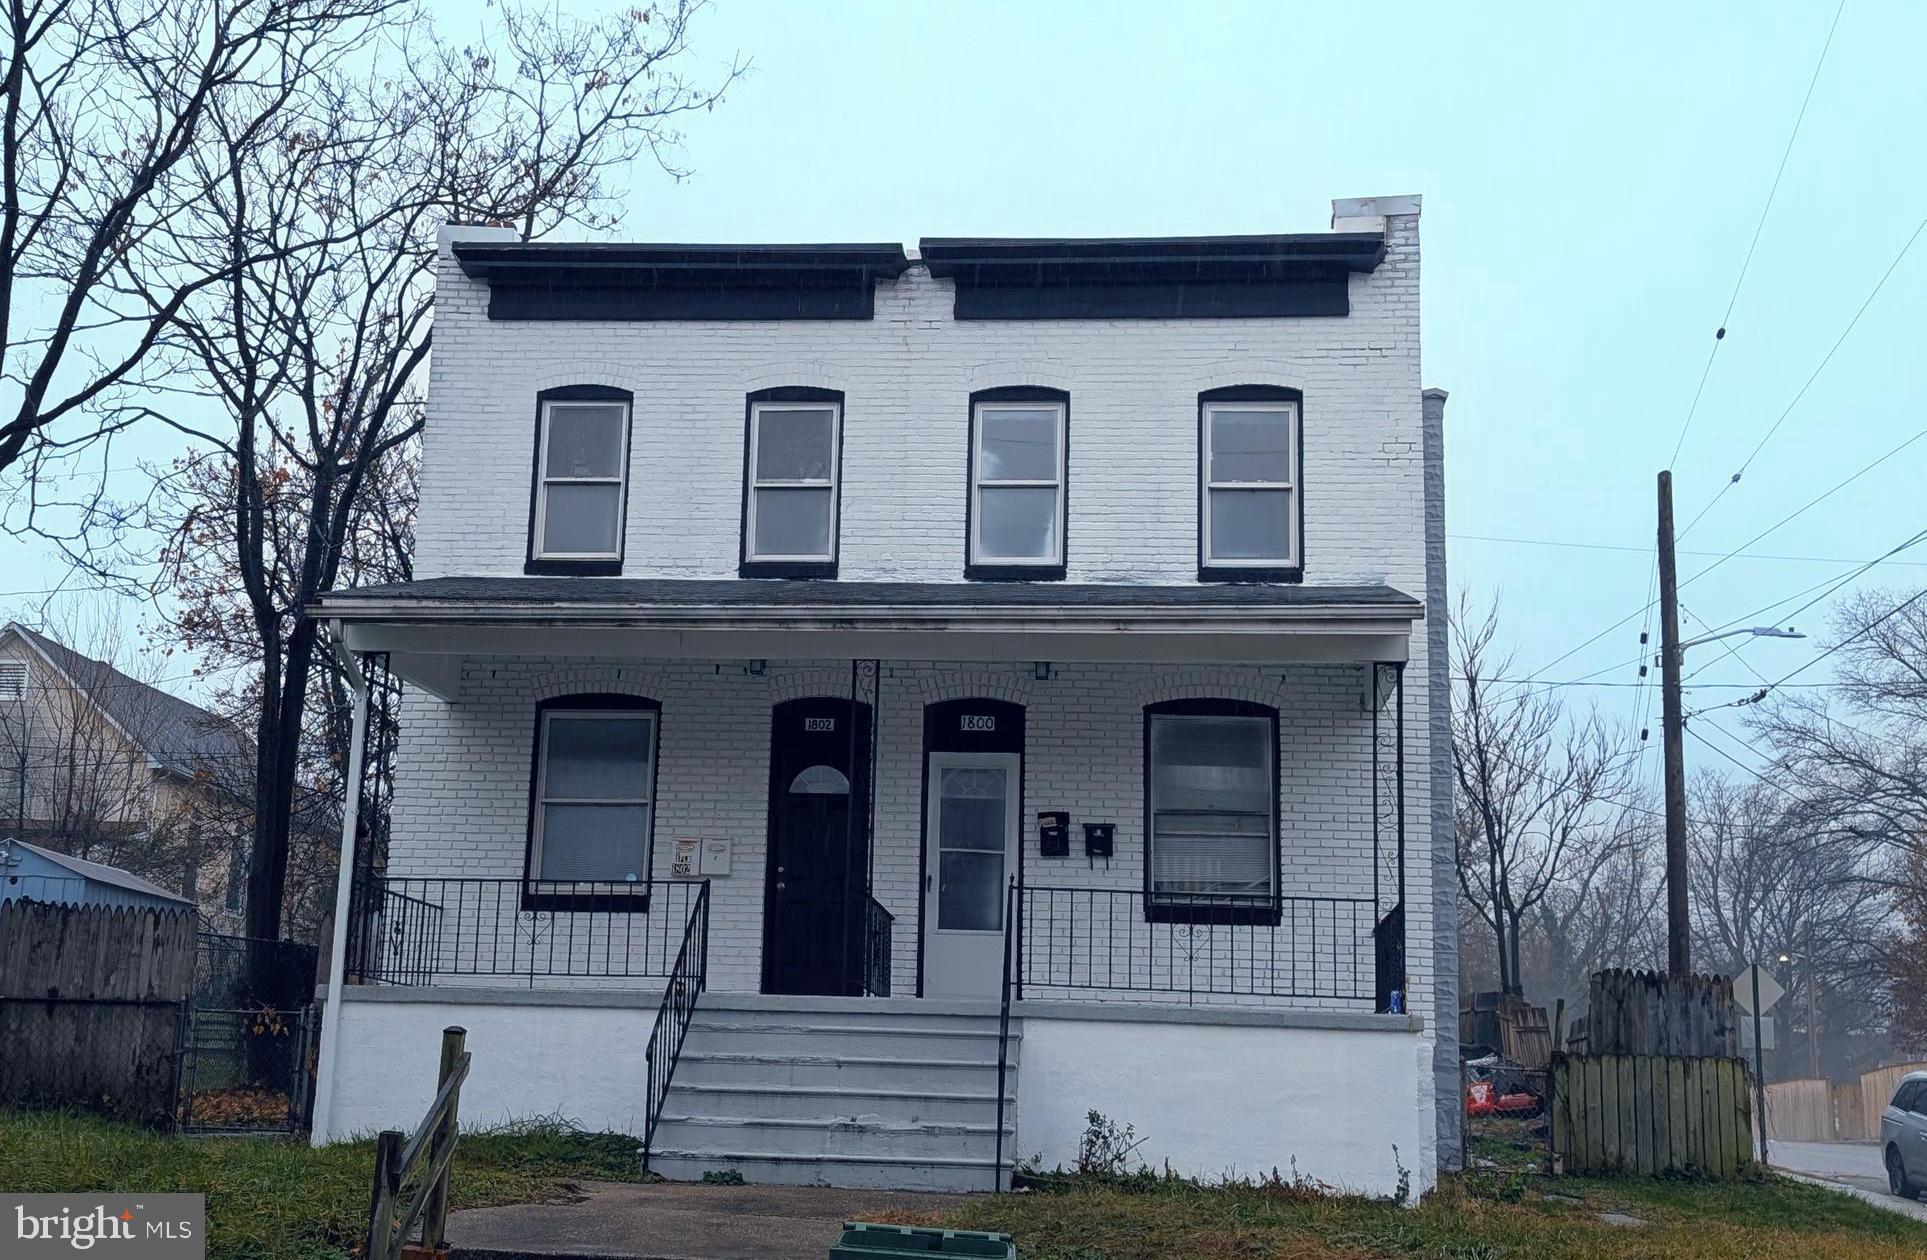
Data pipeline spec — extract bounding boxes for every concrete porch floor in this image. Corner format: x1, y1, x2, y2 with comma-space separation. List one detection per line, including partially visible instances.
447, 1180, 970, 1260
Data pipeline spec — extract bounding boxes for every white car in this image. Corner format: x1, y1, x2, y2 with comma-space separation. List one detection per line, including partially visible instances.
1883, 1070, 1927, 1200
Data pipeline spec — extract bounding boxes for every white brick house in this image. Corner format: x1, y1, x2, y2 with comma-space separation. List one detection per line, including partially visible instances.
309, 195, 1457, 1198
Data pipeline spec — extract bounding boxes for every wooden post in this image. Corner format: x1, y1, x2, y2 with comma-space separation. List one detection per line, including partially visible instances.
420, 1026, 467, 1251
367, 1129, 403, 1260
1657, 472, 1691, 978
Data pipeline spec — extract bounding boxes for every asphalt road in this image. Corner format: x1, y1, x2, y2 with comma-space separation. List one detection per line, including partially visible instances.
1769, 1140, 1927, 1224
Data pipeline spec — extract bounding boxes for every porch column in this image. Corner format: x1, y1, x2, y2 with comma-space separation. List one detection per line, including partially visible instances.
310, 639, 370, 1145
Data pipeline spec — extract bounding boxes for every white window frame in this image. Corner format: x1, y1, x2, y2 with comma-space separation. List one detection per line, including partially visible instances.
528, 707, 658, 888
1146, 711, 1278, 904
1200, 399, 1299, 569
969, 399, 1067, 568
744, 399, 841, 564
532, 398, 631, 562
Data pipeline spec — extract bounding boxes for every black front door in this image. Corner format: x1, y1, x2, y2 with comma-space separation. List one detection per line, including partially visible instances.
764, 697, 871, 995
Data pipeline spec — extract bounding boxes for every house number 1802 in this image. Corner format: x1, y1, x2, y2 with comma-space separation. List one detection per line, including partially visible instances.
803, 717, 836, 732
959, 715, 996, 732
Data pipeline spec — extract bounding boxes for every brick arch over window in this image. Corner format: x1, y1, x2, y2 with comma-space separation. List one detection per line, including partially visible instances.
1130, 669, 1286, 710
529, 671, 667, 704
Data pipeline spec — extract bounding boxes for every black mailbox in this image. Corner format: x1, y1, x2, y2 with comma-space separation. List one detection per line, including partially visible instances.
1083, 822, 1115, 859
1038, 811, 1070, 857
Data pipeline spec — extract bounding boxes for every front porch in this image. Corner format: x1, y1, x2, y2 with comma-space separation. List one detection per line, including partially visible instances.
310, 579, 1431, 1188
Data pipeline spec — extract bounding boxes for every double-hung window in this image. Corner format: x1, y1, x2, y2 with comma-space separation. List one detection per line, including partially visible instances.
742, 389, 842, 576
530, 387, 632, 572
968, 388, 1068, 578
1199, 388, 1301, 578
528, 697, 659, 905
1144, 700, 1279, 923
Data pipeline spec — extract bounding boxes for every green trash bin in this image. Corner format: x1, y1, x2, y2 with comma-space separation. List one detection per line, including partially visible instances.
830, 1221, 1016, 1259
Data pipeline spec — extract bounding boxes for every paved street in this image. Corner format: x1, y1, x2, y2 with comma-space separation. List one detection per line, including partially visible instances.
1770, 1140, 1927, 1224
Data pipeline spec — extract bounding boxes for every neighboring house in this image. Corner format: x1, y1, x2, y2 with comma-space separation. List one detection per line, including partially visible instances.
0, 623, 251, 930
310, 194, 1457, 1197
0, 835, 196, 913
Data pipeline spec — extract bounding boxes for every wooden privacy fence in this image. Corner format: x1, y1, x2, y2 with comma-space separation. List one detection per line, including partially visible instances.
366, 1026, 470, 1260
1764, 1063, 1927, 1142
1584, 970, 1738, 1058
1551, 1053, 1754, 1177
0, 899, 197, 1124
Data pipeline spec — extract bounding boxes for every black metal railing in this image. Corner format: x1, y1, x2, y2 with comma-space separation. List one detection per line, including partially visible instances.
993, 878, 1018, 1192
1015, 885, 1376, 1003
642, 881, 710, 1170
345, 877, 708, 985
862, 894, 893, 997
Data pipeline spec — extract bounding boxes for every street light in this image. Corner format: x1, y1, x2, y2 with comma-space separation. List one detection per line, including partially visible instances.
1680, 625, 1807, 650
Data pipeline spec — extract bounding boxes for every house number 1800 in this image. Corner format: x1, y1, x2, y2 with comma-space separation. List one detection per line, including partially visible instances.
959, 715, 996, 732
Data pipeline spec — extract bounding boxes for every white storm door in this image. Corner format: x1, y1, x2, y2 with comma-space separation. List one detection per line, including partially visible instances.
923, 752, 1020, 998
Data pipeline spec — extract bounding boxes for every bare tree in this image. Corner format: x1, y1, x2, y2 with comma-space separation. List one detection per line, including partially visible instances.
0, 0, 402, 483
1451, 594, 1646, 995
129, 1, 740, 946
1687, 772, 1893, 1080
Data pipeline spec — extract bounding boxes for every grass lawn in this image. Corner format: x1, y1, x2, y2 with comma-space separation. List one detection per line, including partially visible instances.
0, 1109, 646, 1260
882, 1136, 1927, 1260
4, 1109, 1924, 1259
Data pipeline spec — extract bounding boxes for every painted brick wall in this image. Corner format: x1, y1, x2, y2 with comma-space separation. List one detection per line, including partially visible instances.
387, 657, 1418, 1013
417, 216, 1422, 590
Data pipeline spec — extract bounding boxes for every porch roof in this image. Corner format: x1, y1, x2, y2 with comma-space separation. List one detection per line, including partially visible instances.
316, 577, 1420, 697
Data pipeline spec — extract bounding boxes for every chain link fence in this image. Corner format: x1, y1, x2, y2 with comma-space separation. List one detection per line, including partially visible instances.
1461, 1054, 1550, 1172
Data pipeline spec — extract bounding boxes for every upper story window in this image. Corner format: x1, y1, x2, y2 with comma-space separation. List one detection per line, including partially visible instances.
741, 388, 843, 578
528, 386, 633, 575
1198, 386, 1302, 582
967, 387, 1068, 580
1143, 699, 1279, 924
527, 694, 660, 909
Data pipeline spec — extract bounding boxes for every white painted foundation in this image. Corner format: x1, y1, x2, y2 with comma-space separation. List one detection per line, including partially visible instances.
320, 989, 1433, 1202
319, 991, 657, 1142
1014, 1013, 1435, 1199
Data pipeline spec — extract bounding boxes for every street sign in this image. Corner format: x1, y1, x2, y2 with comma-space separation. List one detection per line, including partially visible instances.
1739, 1014, 1777, 1052
1735, 964, 1784, 1015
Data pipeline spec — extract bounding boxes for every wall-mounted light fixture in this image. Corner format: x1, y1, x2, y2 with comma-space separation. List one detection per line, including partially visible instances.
745, 660, 767, 677
1033, 662, 1052, 681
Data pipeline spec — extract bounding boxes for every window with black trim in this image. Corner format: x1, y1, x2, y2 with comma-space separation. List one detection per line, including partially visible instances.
1199, 386, 1301, 579
968, 388, 1067, 578
1143, 699, 1279, 923
741, 388, 843, 577
526, 695, 660, 904
528, 386, 633, 573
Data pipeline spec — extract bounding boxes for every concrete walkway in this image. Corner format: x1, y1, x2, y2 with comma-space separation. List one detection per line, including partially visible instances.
1769, 1140, 1927, 1226
447, 1181, 970, 1260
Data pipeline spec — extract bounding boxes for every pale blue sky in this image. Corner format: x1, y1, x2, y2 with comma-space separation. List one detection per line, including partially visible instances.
5, 1, 1925, 799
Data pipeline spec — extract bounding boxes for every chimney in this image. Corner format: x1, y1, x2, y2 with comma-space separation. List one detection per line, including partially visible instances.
1330, 194, 1423, 232
436, 222, 520, 260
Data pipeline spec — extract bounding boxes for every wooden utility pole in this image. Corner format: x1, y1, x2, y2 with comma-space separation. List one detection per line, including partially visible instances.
1658, 471, 1691, 978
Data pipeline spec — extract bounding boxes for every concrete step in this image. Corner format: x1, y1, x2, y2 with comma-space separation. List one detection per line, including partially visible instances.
651, 1114, 1009, 1161
666, 1082, 1013, 1124
646, 1148, 1001, 1193
674, 1052, 1007, 1093
682, 1021, 1012, 1060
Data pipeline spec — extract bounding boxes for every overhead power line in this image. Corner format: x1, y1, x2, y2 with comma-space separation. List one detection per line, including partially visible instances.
1667, 0, 1847, 467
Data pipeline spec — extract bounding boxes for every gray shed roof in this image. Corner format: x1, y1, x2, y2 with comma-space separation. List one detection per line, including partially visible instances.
7, 837, 195, 906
